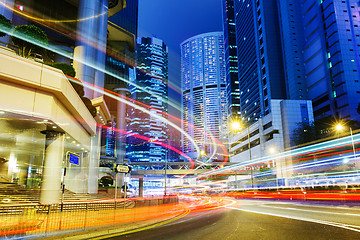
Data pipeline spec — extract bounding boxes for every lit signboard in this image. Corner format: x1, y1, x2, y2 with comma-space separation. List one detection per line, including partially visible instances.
68, 153, 80, 165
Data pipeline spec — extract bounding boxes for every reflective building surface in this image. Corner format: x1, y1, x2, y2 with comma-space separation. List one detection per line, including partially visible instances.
181, 32, 228, 160
279, 0, 360, 121
223, 0, 240, 120
127, 37, 169, 163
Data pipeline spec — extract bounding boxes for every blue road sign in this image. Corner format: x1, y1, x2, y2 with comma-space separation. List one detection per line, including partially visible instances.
69, 153, 80, 165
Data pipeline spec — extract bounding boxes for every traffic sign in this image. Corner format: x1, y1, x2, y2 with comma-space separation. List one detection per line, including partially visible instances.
114, 164, 131, 173
68, 152, 80, 165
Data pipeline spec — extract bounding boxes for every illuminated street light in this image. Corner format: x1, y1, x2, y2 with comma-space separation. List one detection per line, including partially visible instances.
269, 147, 283, 188
269, 147, 276, 154
230, 120, 242, 132
335, 123, 344, 131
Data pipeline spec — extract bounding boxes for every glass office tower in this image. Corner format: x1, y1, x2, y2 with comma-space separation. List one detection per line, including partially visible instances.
181, 32, 228, 160
127, 37, 169, 163
223, 0, 240, 120
278, 0, 360, 121
234, 0, 286, 124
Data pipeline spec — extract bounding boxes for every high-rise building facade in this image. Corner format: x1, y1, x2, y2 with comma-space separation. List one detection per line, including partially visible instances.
127, 37, 168, 163
230, 0, 314, 164
101, 0, 138, 172
223, 0, 240, 120
181, 32, 228, 160
234, 0, 286, 124
278, 0, 360, 121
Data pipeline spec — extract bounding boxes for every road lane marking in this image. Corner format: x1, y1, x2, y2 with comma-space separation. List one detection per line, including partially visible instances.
260, 205, 360, 216
289, 203, 360, 211
227, 206, 360, 233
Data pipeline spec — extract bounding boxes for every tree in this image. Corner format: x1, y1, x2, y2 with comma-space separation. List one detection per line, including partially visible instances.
51, 62, 84, 96
99, 176, 113, 187
52, 63, 76, 77
291, 122, 317, 146
0, 14, 12, 37
291, 116, 360, 146
11, 25, 48, 58
50, 62, 97, 117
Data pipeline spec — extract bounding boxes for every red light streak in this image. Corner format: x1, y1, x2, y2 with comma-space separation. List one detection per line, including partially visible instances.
66, 75, 229, 166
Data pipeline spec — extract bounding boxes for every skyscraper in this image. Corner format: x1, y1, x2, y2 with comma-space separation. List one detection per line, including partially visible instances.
230, 0, 314, 163
223, 0, 240, 120
101, 0, 138, 171
278, 0, 360, 121
181, 32, 228, 160
127, 37, 168, 163
234, 0, 286, 124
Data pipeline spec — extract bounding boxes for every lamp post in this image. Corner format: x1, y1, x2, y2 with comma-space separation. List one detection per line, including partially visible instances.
246, 126, 254, 188
335, 123, 357, 173
230, 121, 254, 188
270, 147, 283, 188
164, 148, 167, 196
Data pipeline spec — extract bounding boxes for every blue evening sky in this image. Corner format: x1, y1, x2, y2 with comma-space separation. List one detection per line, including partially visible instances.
138, 0, 223, 118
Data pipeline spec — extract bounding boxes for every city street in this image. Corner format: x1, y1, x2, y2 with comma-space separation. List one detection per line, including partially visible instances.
101, 199, 360, 240
1, 0, 360, 239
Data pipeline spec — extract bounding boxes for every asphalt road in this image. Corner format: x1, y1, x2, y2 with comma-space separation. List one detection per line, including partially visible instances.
100, 199, 360, 240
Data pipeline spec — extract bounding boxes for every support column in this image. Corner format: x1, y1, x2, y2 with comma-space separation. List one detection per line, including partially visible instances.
88, 126, 102, 193
40, 130, 65, 205
139, 177, 143, 197
114, 88, 130, 189
93, 0, 108, 99
0, 0, 14, 18
73, 0, 99, 99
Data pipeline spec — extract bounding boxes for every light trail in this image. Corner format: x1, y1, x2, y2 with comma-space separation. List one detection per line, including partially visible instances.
0, 196, 234, 238
67, 75, 228, 165
195, 133, 360, 180
102, 125, 195, 169
0, 25, 227, 164
0, 46, 203, 166
0, 2, 107, 23
69, 76, 201, 164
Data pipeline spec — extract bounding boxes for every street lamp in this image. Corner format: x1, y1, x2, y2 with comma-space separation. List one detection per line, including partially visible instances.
164, 148, 167, 196
230, 121, 242, 132
230, 120, 254, 188
269, 147, 284, 188
335, 123, 357, 172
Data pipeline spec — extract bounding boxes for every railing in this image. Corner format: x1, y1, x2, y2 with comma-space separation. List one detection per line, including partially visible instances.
0, 196, 179, 238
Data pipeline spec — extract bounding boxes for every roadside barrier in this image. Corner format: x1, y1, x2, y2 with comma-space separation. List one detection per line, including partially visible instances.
0, 195, 179, 238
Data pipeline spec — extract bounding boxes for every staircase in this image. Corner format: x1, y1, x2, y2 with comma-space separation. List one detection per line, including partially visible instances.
0, 182, 110, 205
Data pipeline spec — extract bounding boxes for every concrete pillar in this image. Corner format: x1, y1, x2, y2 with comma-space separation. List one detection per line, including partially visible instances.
7, 151, 16, 181
93, 0, 108, 99
114, 88, 130, 188
115, 88, 130, 164
80, 152, 89, 193
139, 178, 143, 197
73, 0, 100, 99
88, 126, 102, 193
0, 0, 14, 18
40, 130, 65, 205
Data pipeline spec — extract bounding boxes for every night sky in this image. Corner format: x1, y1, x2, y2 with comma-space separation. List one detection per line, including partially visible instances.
138, 0, 223, 119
